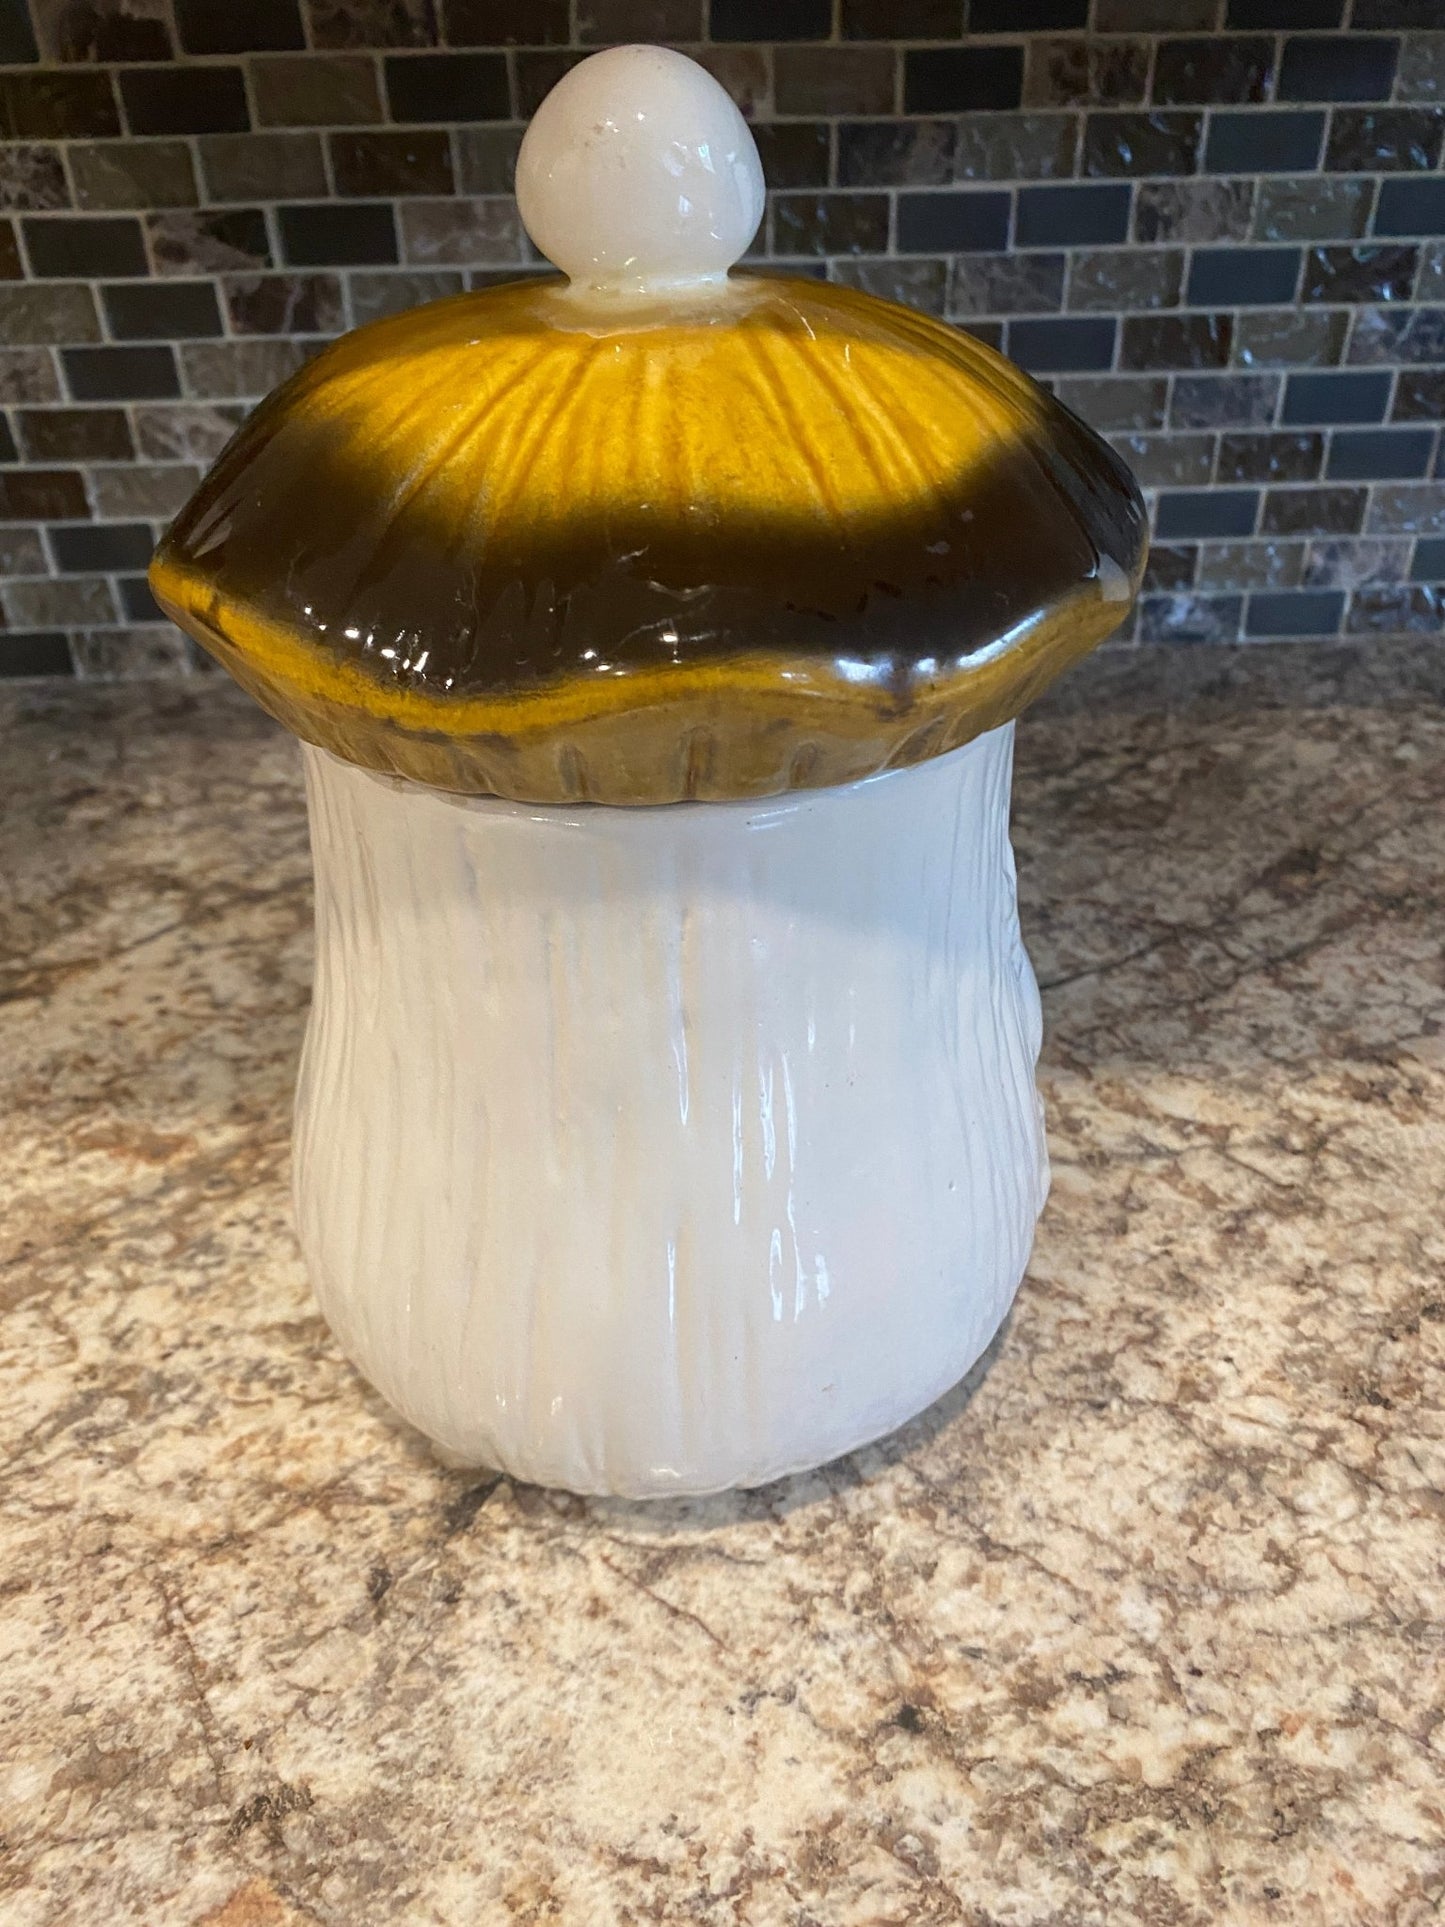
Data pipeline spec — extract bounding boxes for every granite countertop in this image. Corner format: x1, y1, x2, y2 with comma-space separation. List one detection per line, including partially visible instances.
2, 641, 1442, 1927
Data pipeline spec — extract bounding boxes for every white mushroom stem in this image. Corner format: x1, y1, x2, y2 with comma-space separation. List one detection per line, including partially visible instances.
294, 725, 1049, 1498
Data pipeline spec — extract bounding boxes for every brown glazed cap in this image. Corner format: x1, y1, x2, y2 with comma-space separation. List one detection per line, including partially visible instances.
151, 47, 1146, 806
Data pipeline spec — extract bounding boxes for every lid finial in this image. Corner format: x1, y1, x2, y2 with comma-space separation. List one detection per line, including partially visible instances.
515, 45, 766, 299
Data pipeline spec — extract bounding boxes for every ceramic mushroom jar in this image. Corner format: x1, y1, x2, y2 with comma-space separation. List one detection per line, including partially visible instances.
151, 45, 1146, 1498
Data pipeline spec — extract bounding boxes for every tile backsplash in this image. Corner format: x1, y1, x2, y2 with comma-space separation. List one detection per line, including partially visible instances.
0, 0, 1441, 678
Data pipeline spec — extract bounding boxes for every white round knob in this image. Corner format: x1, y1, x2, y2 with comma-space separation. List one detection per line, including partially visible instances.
515, 45, 765, 297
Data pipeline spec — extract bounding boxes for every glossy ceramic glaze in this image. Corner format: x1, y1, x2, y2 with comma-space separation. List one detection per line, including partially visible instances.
514, 44, 766, 296
295, 724, 1046, 1495
149, 47, 1144, 1495
150, 60, 1145, 807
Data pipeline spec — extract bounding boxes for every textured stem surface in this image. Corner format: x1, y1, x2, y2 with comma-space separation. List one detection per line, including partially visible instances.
295, 724, 1048, 1496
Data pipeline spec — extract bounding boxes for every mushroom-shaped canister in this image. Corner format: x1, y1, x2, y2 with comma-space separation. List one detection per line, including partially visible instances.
153, 46, 1145, 1497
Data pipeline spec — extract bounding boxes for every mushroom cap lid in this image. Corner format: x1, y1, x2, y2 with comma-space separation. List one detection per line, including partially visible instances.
151, 47, 1146, 806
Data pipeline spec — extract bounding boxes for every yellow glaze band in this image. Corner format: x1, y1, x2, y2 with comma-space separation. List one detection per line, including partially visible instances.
152, 552, 1133, 804
152, 275, 1147, 804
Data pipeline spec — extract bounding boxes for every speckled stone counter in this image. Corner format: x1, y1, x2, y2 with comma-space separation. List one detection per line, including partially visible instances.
3, 641, 1443, 1927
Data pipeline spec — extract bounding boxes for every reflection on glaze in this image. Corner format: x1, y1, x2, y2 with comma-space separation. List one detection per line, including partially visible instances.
152, 273, 1146, 806
514, 44, 765, 298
